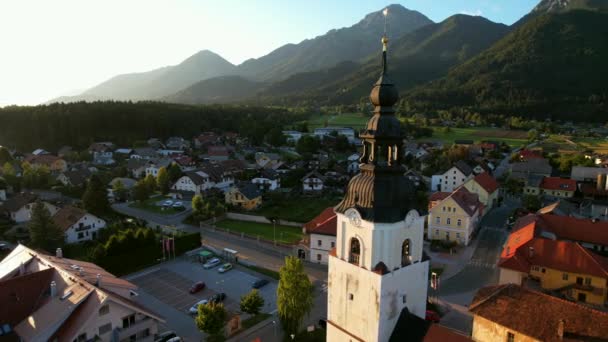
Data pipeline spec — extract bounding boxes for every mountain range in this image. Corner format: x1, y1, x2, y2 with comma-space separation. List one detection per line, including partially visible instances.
51, 0, 608, 120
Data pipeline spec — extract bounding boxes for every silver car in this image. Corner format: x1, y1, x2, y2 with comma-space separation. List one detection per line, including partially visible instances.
203, 257, 221, 269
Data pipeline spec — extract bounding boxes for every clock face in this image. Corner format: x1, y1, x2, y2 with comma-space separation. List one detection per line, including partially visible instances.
405, 210, 419, 227
345, 208, 362, 227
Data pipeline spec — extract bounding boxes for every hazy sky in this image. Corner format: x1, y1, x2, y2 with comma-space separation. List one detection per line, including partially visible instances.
0, 0, 539, 106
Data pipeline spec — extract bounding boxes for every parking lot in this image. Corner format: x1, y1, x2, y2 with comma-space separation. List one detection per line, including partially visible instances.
127, 258, 278, 341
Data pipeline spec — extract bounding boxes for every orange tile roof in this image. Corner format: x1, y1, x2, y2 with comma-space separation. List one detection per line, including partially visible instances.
52, 206, 87, 231
304, 207, 337, 236
540, 177, 577, 192
424, 324, 472, 342
499, 238, 608, 278
472, 172, 499, 194
470, 284, 608, 342
540, 214, 608, 247
429, 192, 451, 201
0, 268, 54, 326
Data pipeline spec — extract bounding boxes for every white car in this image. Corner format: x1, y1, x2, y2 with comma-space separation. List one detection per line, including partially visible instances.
162, 200, 174, 207
203, 258, 221, 269
188, 299, 209, 314
172, 201, 183, 208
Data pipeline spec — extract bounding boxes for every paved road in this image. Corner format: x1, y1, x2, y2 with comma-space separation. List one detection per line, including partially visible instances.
112, 202, 193, 230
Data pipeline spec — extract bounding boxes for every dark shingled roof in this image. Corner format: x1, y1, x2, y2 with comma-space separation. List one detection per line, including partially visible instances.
0, 192, 37, 213
454, 160, 473, 176
237, 183, 262, 200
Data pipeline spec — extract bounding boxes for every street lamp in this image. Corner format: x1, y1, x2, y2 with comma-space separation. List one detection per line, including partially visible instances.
271, 321, 277, 339
272, 218, 277, 246
290, 333, 295, 340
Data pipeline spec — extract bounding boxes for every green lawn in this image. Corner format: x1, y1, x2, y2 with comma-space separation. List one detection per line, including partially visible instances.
129, 195, 185, 215
305, 113, 369, 130
255, 196, 340, 223
418, 126, 529, 147
215, 219, 303, 244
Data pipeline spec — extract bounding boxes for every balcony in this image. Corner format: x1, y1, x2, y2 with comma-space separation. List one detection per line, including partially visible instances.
75, 225, 93, 232
115, 317, 156, 342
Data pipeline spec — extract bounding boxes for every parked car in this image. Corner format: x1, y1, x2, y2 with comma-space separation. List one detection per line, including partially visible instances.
425, 310, 440, 323
203, 258, 221, 269
218, 263, 232, 273
188, 299, 208, 314
172, 201, 183, 208
162, 200, 174, 207
189, 281, 206, 294
208, 292, 226, 304
154, 331, 177, 342
252, 278, 269, 289
166, 337, 182, 342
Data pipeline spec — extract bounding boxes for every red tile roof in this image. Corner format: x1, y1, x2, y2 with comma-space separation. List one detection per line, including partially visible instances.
450, 187, 484, 216
519, 149, 543, 160
540, 177, 577, 192
0, 268, 55, 326
52, 206, 87, 231
499, 237, 608, 278
304, 207, 337, 236
511, 213, 608, 248
424, 325, 472, 342
470, 284, 608, 342
472, 172, 499, 194
429, 192, 451, 201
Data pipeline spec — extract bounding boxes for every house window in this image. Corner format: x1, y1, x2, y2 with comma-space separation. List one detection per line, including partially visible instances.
447, 218, 451, 225
99, 323, 112, 335
435, 230, 439, 236
442, 207, 445, 212
331, 241, 335, 248
349, 238, 361, 265
576, 277, 583, 285
436, 217, 440, 224
74, 333, 87, 342
453, 181, 456, 185
317, 254, 322, 261
99, 304, 109, 316
541, 268, 546, 273
401, 239, 411, 266
317, 240, 322, 247
585, 277, 592, 286
122, 314, 136, 328
349, 293, 354, 300
562, 273, 568, 281
402, 295, 407, 304
457, 219, 462, 227
507, 332, 515, 342
456, 233, 460, 239
78, 232, 84, 239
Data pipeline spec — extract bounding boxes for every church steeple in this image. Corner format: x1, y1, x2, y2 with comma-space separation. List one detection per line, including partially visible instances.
334, 29, 414, 223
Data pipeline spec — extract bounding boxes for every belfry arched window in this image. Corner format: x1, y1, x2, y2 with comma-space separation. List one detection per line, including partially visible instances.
401, 239, 411, 266
349, 238, 361, 265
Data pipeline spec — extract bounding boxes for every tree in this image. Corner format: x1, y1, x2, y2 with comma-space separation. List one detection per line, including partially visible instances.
144, 174, 157, 194
522, 195, 542, 212
195, 302, 227, 341
0, 147, 11, 165
112, 179, 128, 202
168, 163, 183, 182
277, 256, 313, 337
156, 167, 170, 194
28, 201, 64, 252
267, 127, 287, 147
133, 180, 150, 202
296, 135, 320, 154
240, 289, 264, 315
82, 174, 110, 216
2, 162, 19, 191
192, 194, 205, 215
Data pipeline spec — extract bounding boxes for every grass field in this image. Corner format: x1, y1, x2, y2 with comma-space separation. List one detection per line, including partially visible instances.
129, 195, 184, 215
255, 196, 340, 223
215, 219, 303, 244
419, 127, 529, 147
305, 113, 369, 130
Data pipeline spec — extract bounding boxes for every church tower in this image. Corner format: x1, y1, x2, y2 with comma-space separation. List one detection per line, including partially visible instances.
326, 31, 429, 342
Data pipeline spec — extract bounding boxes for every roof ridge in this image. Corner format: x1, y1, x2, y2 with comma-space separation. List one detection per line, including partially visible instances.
521, 285, 608, 317
469, 284, 510, 311
577, 243, 608, 277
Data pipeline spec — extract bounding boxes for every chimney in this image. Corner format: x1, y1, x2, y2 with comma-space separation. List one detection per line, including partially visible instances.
78, 267, 84, 277
96, 274, 102, 287
557, 319, 564, 339
528, 246, 535, 258
56, 248, 62, 258
50, 281, 57, 298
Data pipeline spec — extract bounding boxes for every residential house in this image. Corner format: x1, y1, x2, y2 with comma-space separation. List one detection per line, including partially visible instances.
0, 244, 164, 341
206, 146, 230, 161
126, 159, 148, 179
145, 159, 173, 177
225, 184, 262, 210
313, 127, 356, 143
539, 177, 577, 198
405, 169, 429, 189
56, 169, 91, 187
469, 284, 608, 342
510, 158, 552, 181
131, 147, 157, 160
52, 206, 106, 243
173, 155, 196, 172
31, 148, 50, 155
0, 193, 59, 223
427, 187, 483, 245
571, 166, 608, 182
463, 172, 499, 209
107, 178, 137, 201
193, 132, 219, 149
404, 143, 429, 159
499, 236, 608, 305
523, 174, 544, 195
346, 153, 360, 174
165, 136, 189, 150
255, 152, 281, 169
24, 154, 67, 172
282, 130, 303, 143
439, 161, 473, 193
302, 171, 325, 193
147, 137, 164, 150
172, 165, 235, 195
89, 142, 115, 165
304, 207, 336, 264
251, 169, 281, 191
114, 148, 133, 158
518, 149, 543, 161
0, 182, 6, 202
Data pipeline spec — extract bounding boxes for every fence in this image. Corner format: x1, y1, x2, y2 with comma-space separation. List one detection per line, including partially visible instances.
225, 212, 303, 227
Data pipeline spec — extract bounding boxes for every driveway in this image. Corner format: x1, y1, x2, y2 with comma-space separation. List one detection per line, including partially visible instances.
112, 202, 193, 231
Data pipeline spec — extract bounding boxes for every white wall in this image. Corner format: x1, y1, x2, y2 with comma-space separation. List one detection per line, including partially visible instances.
65, 214, 106, 244
12, 202, 59, 223
498, 268, 524, 285
310, 233, 336, 264
441, 166, 469, 193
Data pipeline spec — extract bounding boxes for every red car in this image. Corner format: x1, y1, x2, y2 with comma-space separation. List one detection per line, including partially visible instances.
425, 310, 440, 323
189, 281, 205, 294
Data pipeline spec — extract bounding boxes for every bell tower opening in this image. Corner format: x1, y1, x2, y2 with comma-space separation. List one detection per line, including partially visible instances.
401, 239, 411, 267
349, 238, 361, 265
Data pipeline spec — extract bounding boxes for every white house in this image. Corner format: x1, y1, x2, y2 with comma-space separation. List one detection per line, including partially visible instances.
0, 193, 59, 223
304, 207, 337, 265
0, 244, 164, 341
89, 142, 115, 165
438, 160, 474, 193
347, 153, 360, 174
172, 166, 235, 194
145, 159, 173, 177
52, 206, 106, 243
282, 130, 303, 143
302, 171, 325, 192
313, 127, 356, 143
251, 170, 281, 191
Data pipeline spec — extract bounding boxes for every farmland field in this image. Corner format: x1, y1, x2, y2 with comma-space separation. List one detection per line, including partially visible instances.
419, 127, 528, 147
305, 113, 369, 130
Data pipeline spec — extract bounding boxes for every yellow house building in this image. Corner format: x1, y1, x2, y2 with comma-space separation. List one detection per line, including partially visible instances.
463, 172, 499, 209
470, 284, 608, 342
427, 187, 483, 245
225, 184, 262, 211
498, 237, 608, 306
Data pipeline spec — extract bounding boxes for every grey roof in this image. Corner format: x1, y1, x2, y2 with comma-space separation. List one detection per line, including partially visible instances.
183, 171, 208, 186
237, 183, 262, 200
511, 158, 552, 175
60, 169, 91, 186
301, 170, 325, 182
199, 164, 228, 183
0, 193, 37, 213
126, 158, 148, 171
133, 148, 157, 158
454, 160, 473, 176
571, 166, 608, 181
525, 174, 544, 187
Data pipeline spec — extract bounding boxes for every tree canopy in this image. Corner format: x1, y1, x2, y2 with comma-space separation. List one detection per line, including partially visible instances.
28, 201, 64, 252
277, 256, 313, 337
